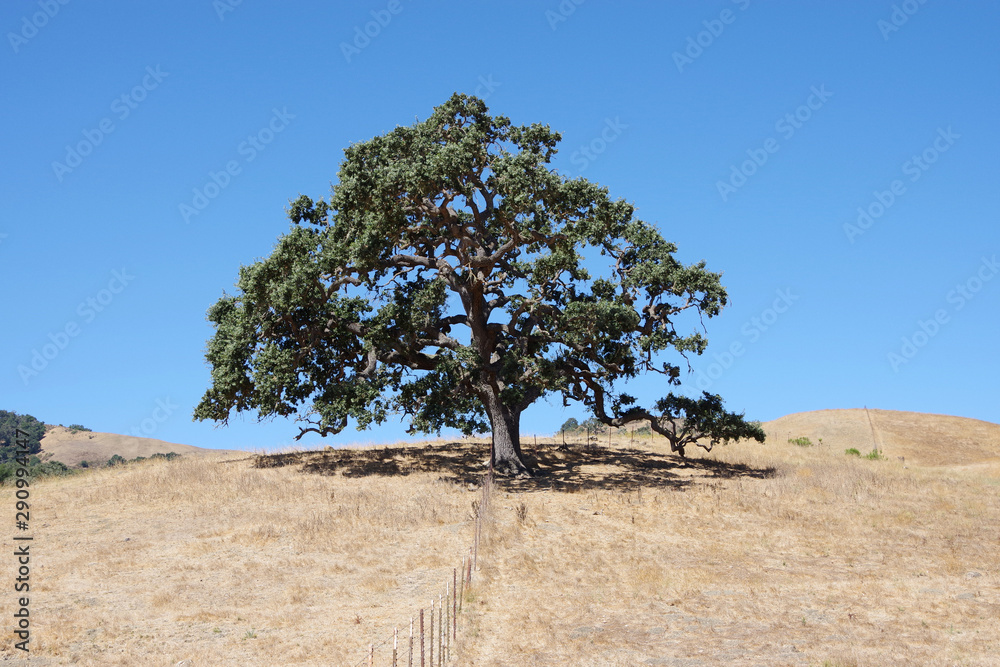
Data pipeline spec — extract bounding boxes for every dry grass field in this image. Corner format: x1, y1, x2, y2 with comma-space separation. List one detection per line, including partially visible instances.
2, 409, 998, 665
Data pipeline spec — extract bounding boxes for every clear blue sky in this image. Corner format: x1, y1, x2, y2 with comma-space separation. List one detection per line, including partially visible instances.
2, 1, 997, 452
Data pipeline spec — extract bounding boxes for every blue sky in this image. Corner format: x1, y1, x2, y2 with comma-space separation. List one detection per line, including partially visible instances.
2, 1, 997, 452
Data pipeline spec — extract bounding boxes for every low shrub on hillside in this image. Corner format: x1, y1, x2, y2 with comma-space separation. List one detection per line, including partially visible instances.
0, 459, 75, 484
789, 436, 813, 447
107, 452, 182, 467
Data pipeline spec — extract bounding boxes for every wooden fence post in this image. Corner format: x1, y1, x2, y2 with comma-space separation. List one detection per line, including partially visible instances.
369, 643, 373, 667
393, 626, 398, 667
420, 609, 425, 667
458, 559, 465, 612
429, 599, 434, 667
452, 568, 457, 640
409, 617, 414, 667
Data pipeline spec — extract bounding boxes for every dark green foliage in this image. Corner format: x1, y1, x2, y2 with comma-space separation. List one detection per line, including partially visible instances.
559, 418, 579, 432
648, 392, 766, 457
80, 460, 89, 468
0, 410, 45, 462
67, 424, 92, 433
106, 451, 181, 468
194, 94, 763, 471
31, 461, 72, 477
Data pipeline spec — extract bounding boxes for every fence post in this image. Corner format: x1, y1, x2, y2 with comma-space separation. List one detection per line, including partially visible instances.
473, 512, 479, 573
452, 568, 457, 641
420, 609, 425, 667
458, 558, 465, 612
409, 617, 414, 667
369, 643, 373, 667
429, 599, 434, 667
393, 626, 398, 667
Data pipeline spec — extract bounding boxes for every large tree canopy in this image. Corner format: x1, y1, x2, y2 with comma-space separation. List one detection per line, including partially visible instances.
194, 94, 764, 475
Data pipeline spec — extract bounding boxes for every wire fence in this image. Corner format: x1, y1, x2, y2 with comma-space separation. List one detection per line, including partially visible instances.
350, 465, 494, 666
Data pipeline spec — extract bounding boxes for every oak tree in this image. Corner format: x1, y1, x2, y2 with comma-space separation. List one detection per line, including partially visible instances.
194, 94, 764, 476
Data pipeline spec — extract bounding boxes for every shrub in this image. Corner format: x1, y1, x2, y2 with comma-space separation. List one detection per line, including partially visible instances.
32, 461, 72, 477
67, 424, 92, 433
845, 448, 861, 457
789, 436, 813, 447
559, 418, 580, 432
108, 454, 127, 467
864, 449, 884, 461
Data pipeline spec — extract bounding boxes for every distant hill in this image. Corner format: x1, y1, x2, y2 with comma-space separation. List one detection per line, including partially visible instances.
38, 426, 248, 467
763, 408, 1000, 468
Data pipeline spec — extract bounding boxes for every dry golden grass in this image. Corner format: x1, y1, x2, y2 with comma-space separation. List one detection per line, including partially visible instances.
0, 443, 483, 666
2, 411, 998, 665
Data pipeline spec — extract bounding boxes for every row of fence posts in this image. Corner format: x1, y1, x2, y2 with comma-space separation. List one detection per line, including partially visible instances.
358, 465, 493, 666
557, 426, 642, 447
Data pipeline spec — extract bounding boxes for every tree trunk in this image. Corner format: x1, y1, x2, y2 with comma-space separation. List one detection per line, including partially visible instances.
483, 393, 530, 477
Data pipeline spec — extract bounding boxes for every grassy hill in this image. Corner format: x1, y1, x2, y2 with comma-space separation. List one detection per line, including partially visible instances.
37, 425, 247, 467
1, 410, 997, 665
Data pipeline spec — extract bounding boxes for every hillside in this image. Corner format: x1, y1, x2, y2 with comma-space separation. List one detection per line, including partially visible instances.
37, 425, 247, 466
764, 408, 1000, 467
1, 409, 997, 665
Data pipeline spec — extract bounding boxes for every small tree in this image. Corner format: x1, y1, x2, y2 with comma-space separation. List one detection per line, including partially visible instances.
107, 454, 126, 467
194, 94, 764, 476
559, 418, 580, 433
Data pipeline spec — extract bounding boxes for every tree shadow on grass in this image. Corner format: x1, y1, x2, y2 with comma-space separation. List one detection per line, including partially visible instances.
254, 440, 775, 493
